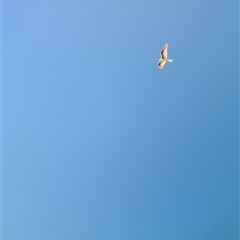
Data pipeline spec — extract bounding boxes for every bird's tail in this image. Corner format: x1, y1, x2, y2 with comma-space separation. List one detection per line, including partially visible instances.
167, 59, 173, 62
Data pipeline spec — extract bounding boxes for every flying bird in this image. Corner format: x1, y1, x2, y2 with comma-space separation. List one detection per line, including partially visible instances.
158, 44, 173, 69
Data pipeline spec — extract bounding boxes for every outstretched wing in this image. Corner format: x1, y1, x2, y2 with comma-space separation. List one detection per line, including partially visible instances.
158, 60, 166, 69
161, 44, 168, 59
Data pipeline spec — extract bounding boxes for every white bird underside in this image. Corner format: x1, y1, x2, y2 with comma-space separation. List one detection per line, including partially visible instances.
158, 44, 173, 69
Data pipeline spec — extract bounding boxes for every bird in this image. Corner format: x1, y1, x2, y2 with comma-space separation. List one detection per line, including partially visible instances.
158, 44, 173, 69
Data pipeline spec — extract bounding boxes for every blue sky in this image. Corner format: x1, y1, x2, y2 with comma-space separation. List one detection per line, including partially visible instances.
2, 0, 239, 239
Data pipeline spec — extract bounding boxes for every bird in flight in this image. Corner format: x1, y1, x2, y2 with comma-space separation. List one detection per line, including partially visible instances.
158, 44, 173, 69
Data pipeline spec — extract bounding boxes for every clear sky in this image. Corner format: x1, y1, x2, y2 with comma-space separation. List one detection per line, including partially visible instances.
2, 0, 239, 239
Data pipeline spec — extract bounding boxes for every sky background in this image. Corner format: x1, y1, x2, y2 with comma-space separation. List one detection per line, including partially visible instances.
2, 0, 239, 239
